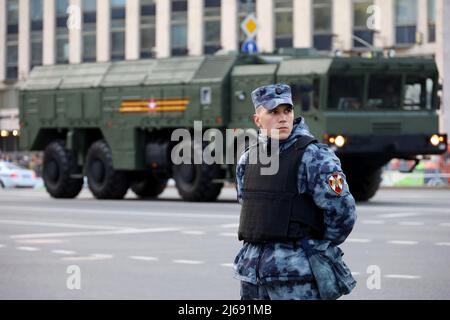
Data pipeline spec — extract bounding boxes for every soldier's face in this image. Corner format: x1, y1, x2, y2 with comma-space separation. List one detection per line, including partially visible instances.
253, 104, 294, 140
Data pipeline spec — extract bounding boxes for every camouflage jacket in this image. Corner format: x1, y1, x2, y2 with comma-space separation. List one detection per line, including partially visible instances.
233, 117, 357, 285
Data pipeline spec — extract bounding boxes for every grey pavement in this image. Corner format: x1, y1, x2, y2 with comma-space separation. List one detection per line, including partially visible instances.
0, 185, 449, 299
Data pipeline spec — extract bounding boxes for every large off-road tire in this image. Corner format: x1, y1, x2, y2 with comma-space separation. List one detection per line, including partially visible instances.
131, 173, 167, 198
346, 168, 382, 202
85, 140, 129, 199
173, 162, 224, 202
171, 141, 224, 202
43, 140, 83, 198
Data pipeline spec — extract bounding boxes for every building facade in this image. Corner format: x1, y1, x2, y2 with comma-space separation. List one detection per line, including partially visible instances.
0, 0, 449, 152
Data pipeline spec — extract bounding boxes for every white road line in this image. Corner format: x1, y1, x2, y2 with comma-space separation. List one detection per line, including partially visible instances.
346, 238, 372, 243
351, 272, 361, 276
52, 250, 77, 255
220, 223, 239, 228
0, 219, 125, 230
10, 227, 182, 240
0, 205, 238, 220
384, 274, 421, 280
219, 233, 237, 237
0, 244, 5, 248
360, 220, 386, 225
388, 240, 418, 245
62, 254, 114, 261
16, 239, 66, 245
129, 256, 159, 262
173, 259, 205, 265
377, 213, 419, 219
16, 246, 41, 252
181, 231, 205, 235
398, 222, 424, 226
220, 263, 234, 268
434, 242, 450, 246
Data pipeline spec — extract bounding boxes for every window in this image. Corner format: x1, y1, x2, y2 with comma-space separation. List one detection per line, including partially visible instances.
83, 0, 96, 62
238, 0, 255, 50
427, 0, 436, 42
204, 0, 221, 54
328, 76, 364, 110
6, 0, 19, 80
291, 79, 321, 112
30, 0, 43, 69
274, 0, 293, 50
353, 0, 374, 48
55, 0, 69, 64
403, 76, 434, 110
141, 0, 156, 58
111, 0, 125, 60
367, 75, 402, 109
395, 0, 417, 45
171, 0, 188, 56
313, 0, 332, 51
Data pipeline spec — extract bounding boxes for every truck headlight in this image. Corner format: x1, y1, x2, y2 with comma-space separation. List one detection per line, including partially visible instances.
325, 134, 346, 148
429, 134, 445, 147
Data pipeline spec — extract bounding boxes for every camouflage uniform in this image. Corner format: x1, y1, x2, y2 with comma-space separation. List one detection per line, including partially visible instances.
234, 84, 357, 300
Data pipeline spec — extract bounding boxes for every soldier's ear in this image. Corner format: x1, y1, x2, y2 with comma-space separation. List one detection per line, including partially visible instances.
253, 114, 261, 128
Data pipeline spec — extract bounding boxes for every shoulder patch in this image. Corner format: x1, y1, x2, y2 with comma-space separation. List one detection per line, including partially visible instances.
328, 172, 344, 195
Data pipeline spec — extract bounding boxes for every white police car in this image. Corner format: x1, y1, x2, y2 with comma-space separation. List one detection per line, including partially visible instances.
0, 161, 39, 189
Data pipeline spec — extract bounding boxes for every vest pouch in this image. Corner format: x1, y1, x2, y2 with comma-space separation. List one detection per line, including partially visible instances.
239, 190, 295, 242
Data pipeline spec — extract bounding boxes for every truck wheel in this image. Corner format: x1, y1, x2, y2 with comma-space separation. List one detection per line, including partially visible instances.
85, 140, 129, 199
347, 168, 382, 202
131, 174, 167, 198
173, 162, 224, 202
43, 140, 83, 198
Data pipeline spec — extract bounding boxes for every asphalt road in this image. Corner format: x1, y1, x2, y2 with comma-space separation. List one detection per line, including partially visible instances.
0, 185, 449, 300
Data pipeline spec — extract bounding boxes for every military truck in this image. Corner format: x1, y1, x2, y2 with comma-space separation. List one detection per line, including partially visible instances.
18, 51, 447, 202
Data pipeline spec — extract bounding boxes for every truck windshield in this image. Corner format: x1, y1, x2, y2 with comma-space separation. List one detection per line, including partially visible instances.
327, 75, 364, 110
328, 74, 435, 110
403, 76, 434, 110
367, 75, 402, 110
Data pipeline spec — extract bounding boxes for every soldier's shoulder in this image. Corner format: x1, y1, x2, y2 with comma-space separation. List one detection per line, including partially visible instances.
302, 142, 342, 174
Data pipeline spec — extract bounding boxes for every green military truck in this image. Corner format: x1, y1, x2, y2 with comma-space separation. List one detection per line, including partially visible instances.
18, 51, 447, 202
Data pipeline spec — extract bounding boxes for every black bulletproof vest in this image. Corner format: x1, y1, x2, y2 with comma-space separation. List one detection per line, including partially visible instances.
238, 135, 325, 243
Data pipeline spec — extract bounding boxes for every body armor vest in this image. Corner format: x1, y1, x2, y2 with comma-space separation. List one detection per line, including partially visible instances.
238, 135, 325, 243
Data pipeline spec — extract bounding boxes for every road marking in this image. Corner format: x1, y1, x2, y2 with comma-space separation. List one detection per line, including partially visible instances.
0, 205, 238, 220
52, 250, 77, 255
0, 244, 5, 248
173, 259, 205, 265
10, 227, 182, 239
384, 274, 421, 280
181, 231, 205, 235
219, 223, 239, 228
346, 238, 371, 243
219, 233, 236, 237
388, 240, 418, 245
220, 263, 234, 268
439, 223, 450, 227
16, 246, 41, 252
435, 242, 450, 246
377, 213, 419, 219
398, 222, 424, 226
351, 272, 361, 276
129, 256, 159, 262
62, 254, 114, 261
360, 220, 386, 225
0, 219, 124, 230
16, 239, 66, 244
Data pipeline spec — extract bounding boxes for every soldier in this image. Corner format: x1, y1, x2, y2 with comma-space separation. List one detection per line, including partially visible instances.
233, 83, 357, 300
